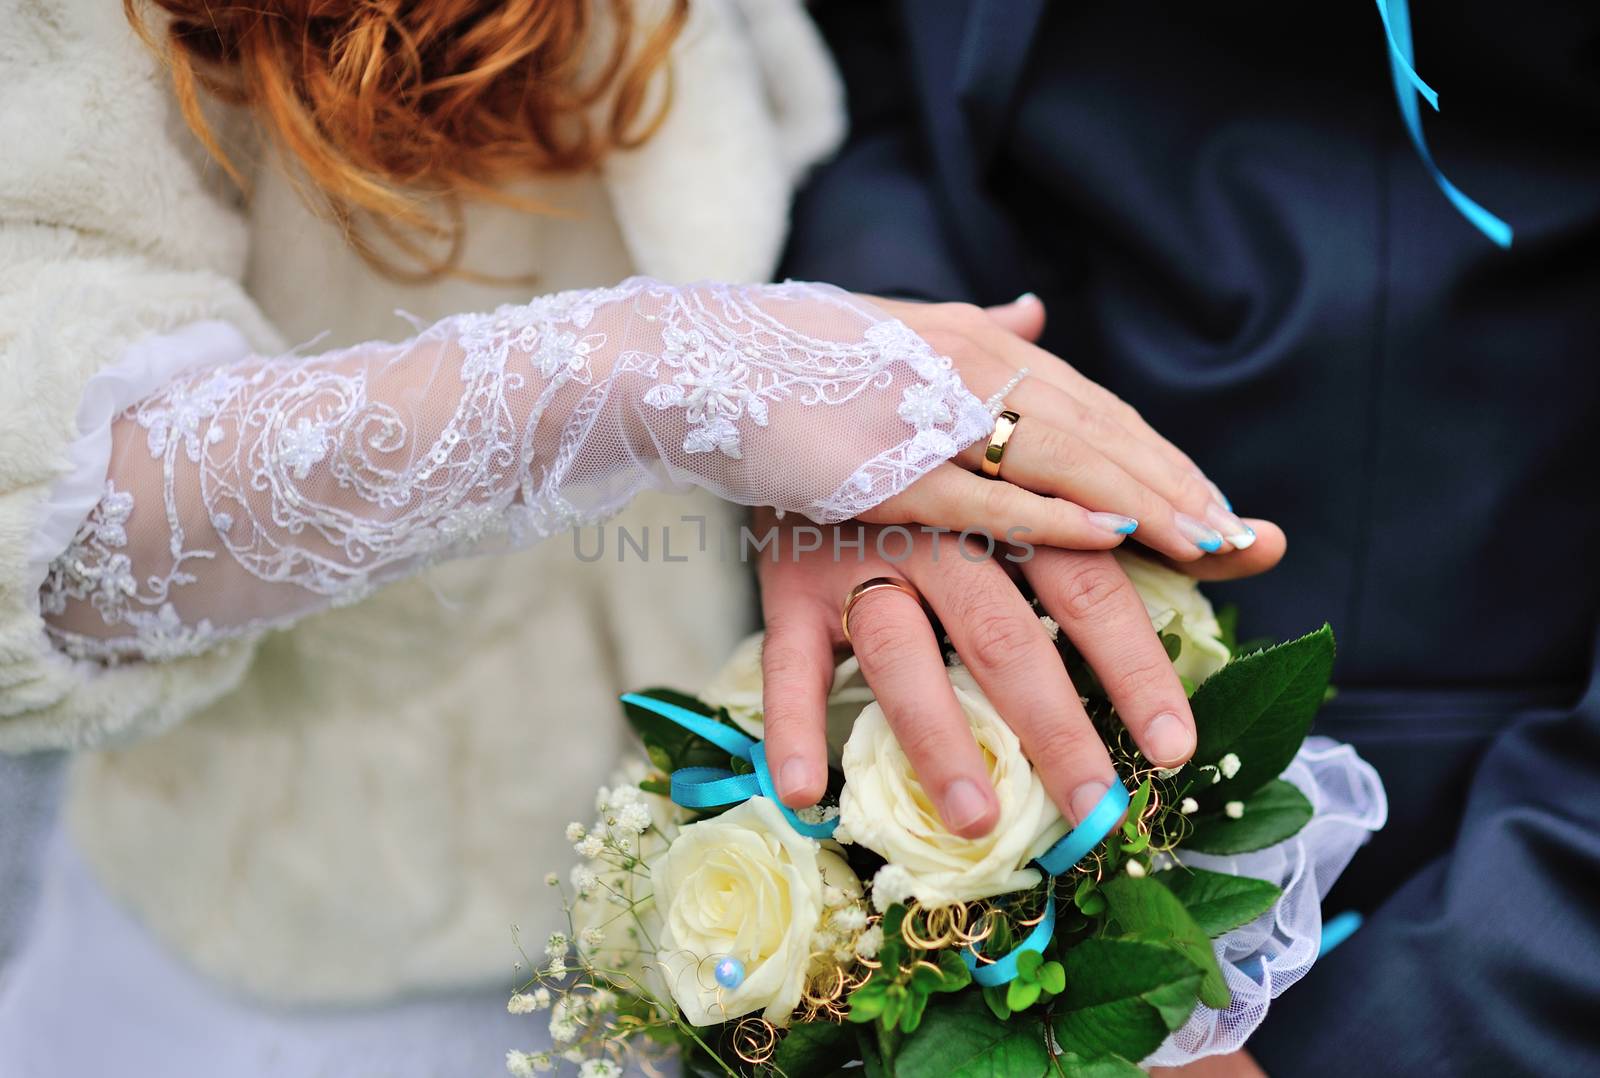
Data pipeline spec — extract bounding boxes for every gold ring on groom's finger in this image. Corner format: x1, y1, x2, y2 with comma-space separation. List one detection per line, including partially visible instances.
981, 410, 1021, 478
841, 576, 925, 647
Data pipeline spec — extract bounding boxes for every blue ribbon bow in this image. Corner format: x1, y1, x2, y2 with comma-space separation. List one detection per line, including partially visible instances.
620, 691, 1130, 987
619, 693, 839, 839
960, 781, 1130, 987
1377, 0, 1513, 248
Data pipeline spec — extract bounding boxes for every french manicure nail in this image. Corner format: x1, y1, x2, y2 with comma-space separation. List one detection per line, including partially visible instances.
1175, 513, 1225, 553
943, 778, 993, 833
1205, 503, 1256, 550
1089, 512, 1139, 536
1014, 291, 1040, 306
779, 757, 816, 803
1144, 712, 1196, 767
1070, 779, 1112, 827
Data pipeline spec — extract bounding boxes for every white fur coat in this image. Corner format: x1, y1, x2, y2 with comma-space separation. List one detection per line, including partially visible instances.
0, 0, 842, 1002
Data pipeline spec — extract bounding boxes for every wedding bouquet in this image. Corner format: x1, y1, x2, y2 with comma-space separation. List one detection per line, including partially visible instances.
505, 554, 1386, 1077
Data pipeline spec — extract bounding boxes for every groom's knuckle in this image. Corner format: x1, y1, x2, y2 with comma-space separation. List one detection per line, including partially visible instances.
967, 610, 1032, 672
1057, 562, 1127, 620
848, 612, 909, 671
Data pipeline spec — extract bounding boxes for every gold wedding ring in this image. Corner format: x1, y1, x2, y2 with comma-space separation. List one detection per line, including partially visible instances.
841, 576, 925, 646
981, 409, 1021, 478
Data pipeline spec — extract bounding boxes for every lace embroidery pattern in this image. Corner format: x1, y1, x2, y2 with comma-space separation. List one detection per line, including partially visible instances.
41, 279, 992, 663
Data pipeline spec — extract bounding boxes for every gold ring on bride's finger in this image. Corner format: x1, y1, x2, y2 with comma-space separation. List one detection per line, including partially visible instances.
841, 576, 924, 646
981, 410, 1021, 478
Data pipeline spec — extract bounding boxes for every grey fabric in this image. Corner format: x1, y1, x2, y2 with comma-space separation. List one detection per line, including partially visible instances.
0, 751, 66, 988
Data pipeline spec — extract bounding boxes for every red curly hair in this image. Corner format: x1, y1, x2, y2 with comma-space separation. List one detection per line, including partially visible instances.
125, 0, 688, 279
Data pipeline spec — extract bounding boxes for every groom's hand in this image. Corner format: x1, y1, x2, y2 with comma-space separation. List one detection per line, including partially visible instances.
753, 511, 1282, 838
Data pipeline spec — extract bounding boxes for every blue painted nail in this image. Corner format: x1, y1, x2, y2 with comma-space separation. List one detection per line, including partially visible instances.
1176, 513, 1225, 553
1089, 512, 1139, 536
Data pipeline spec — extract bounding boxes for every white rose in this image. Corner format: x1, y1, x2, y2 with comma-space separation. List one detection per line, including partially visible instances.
836, 666, 1068, 908
1114, 550, 1231, 687
701, 632, 877, 763
569, 760, 685, 1005
655, 797, 861, 1027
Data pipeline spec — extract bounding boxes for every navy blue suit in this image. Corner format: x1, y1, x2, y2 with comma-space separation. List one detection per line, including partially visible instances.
782, 2, 1600, 1073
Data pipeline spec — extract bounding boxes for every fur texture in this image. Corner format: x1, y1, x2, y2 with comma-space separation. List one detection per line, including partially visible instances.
1, 0, 841, 1002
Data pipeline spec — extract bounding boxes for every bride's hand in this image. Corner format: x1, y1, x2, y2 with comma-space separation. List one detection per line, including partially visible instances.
865, 294, 1260, 562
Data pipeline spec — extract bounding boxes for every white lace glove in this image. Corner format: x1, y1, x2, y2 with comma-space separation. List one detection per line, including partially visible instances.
40, 278, 991, 662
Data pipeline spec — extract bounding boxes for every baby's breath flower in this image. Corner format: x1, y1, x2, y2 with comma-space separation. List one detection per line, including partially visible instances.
831, 906, 868, 933
580, 926, 606, 952
544, 873, 560, 887
1224, 800, 1244, 819
506, 1050, 539, 1078
507, 993, 540, 1015
571, 866, 599, 895
580, 1061, 621, 1078
549, 1014, 580, 1044
615, 802, 652, 834
855, 925, 885, 959
545, 957, 568, 977
871, 864, 916, 913
1154, 765, 1184, 779
797, 804, 840, 826
561, 1049, 588, 1065
1038, 615, 1061, 641
545, 932, 569, 960
587, 988, 618, 1011
1219, 752, 1242, 780
1180, 797, 1199, 814
565, 822, 587, 843
575, 835, 605, 859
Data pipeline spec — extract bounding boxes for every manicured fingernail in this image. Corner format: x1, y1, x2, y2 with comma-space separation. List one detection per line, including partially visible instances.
1175, 513, 1225, 553
1204, 478, 1233, 512
1205, 503, 1256, 550
1014, 291, 1040, 306
1089, 512, 1139, 536
1144, 712, 1196, 767
1070, 780, 1112, 827
943, 778, 993, 833
779, 757, 817, 803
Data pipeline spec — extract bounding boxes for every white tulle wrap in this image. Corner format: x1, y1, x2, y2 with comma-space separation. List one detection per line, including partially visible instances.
1146, 736, 1389, 1067
35, 278, 991, 663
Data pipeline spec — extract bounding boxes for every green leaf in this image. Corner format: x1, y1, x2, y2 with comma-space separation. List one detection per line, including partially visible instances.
878, 906, 907, 973
896, 993, 1050, 1078
1015, 948, 1043, 980
1182, 780, 1314, 855
770, 1021, 855, 1078
982, 984, 1011, 1022
1158, 867, 1283, 936
1056, 1055, 1149, 1078
1037, 960, 1066, 995
621, 689, 735, 772
934, 948, 973, 993
847, 989, 886, 1024
1051, 938, 1204, 1062
900, 988, 931, 1034
1073, 876, 1107, 917
1161, 632, 1183, 662
1102, 875, 1229, 1009
1006, 978, 1043, 1012
638, 777, 672, 798
1181, 626, 1335, 809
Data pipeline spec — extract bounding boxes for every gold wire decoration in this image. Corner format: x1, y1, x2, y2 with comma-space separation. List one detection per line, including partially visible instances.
730, 1016, 781, 1066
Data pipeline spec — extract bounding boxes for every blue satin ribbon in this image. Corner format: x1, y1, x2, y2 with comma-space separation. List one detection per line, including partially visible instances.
961, 781, 1131, 986
1376, 0, 1513, 248
619, 693, 839, 840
